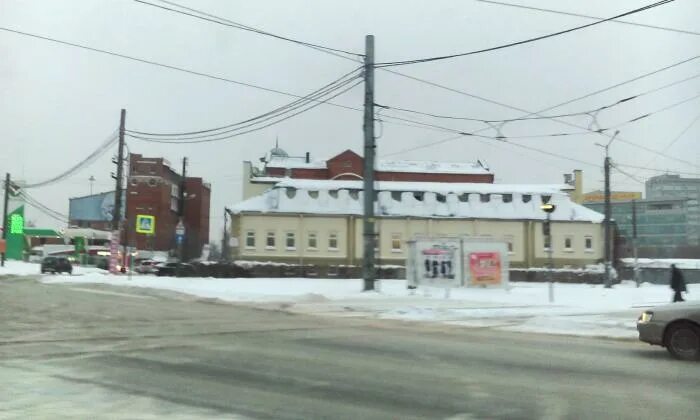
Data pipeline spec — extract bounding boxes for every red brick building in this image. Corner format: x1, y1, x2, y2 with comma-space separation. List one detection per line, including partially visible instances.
243, 148, 493, 199
126, 154, 210, 259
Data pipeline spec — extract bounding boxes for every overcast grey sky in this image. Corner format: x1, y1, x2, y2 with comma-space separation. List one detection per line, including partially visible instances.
1, 0, 699, 238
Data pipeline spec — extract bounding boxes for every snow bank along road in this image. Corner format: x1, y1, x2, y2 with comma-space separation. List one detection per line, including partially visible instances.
1, 276, 698, 419
37, 265, 699, 339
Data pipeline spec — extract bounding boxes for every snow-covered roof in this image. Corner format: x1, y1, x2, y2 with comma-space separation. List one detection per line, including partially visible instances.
265, 156, 326, 169
274, 179, 569, 194
377, 160, 491, 175
231, 180, 603, 223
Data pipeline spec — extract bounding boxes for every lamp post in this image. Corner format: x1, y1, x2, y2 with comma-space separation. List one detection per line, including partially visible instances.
541, 203, 556, 303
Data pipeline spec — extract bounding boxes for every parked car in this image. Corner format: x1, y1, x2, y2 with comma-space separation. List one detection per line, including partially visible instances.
41, 256, 73, 275
637, 302, 700, 361
135, 259, 158, 274
155, 262, 194, 277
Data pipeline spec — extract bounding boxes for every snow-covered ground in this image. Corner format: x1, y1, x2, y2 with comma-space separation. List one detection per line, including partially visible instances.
3, 261, 695, 340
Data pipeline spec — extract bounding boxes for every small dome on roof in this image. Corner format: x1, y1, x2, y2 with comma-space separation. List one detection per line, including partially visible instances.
270, 147, 288, 158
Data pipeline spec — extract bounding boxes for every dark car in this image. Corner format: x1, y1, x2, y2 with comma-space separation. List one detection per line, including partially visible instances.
637, 301, 700, 361
155, 262, 194, 277
41, 256, 73, 275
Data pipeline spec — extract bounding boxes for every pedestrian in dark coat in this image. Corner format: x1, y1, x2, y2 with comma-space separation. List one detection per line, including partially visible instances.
670, 264, 687, 302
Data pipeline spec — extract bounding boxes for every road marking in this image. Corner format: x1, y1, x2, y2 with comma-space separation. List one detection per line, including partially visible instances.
69, 287, 155, 300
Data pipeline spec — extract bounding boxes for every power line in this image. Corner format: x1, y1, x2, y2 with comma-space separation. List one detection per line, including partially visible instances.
127, 67, 362, 137
636, 111, 700, 173
377, 71, 700, 125
375, 0, 676, 67
613, 162, 700, 177
475, 0, 700, 37
0, 26, 363, 115
21, 131, 119, 189
19, 191, 69, 224
382, 55, 700, 166
128, 79, 363, 144
134, 0, 362, 57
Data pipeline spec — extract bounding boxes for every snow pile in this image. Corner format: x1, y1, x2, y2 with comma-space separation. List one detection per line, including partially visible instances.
620, 258, 700, 270
41, 273, 697, 339
0, 261, 43, 276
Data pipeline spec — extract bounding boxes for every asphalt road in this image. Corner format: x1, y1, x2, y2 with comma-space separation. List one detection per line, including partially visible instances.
1, 276, 698, 419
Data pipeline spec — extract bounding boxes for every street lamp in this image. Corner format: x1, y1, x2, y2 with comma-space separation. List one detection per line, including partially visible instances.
541, 203, 556, 303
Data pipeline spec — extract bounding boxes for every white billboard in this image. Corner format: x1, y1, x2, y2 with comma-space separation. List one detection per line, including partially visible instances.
407, 237, 509, 289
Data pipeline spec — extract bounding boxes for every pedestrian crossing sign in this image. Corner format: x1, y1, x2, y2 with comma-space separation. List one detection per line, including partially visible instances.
136, 214, 155, 234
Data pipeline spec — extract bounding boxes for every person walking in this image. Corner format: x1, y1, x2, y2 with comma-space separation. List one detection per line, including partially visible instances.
670, 264, 687, 303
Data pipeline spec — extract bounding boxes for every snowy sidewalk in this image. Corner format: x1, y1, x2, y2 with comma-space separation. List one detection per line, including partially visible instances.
4, 261, 693, 340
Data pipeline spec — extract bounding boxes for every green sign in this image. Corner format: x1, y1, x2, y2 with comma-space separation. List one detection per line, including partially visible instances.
136, 214, 156, 234
5, 206, 25, 260
9, 214, 24, 234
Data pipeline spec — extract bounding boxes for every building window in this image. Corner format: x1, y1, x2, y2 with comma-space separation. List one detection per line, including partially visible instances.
266, 231, 276, 249
391, 234, 402, 253
307, 232, 318, 250
245, 231, 255, 249
585, 236, 593, 252
328, 232, 339, 251
564, 236, 573, 252
286, 232, 296, 250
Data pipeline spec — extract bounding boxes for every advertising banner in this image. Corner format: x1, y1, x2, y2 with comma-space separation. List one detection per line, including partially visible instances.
407, 237, 509, 289
407, 237, 462, 288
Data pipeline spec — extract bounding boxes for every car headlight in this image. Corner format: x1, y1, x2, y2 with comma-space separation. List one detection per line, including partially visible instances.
638, 311, 654, 324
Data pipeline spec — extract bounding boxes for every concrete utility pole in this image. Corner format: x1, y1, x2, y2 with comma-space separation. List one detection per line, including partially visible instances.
597, 129, 619, 289
221, 207, 229, 263
632, 199, 640, 287
112, 109, 126, 232
178, 157, 187, 261
362, 34, 376, 292
89, 175, 95, 195
1, 173, 10, 267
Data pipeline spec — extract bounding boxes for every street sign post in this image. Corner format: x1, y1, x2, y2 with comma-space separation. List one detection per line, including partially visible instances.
175, 220, 185, 245
136, 214, 156, 234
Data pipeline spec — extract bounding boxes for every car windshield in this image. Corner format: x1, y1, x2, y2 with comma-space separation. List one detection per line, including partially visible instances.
3, 1, 699, 418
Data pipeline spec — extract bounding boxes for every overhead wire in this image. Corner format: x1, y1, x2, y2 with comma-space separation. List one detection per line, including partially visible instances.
128, 79, 363, 144
21, 131, 119, 189
19, 191, 70, 224
0, 26, 363, 115
377, 71, 700, 124
124, 1, 700, 170
127, 66, 362, 137
134, 0, 363, 57
635, 111, 700, 174
375, 0, 677, 67
475, 0, 700, 37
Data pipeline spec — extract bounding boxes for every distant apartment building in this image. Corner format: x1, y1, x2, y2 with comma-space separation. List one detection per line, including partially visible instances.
126, 154, 210, 259
581, 174, 700, 258
242, 148, 495, 200
69, 154, 211, 259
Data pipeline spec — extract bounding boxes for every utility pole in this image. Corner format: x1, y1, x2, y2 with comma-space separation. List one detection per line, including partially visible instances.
1, 173, 10, 267
221, 207, 228, 263
596, 130, 619, 289
362, 34, 376, 292
604, 153, 612, 288
632, 199, 640, 287
111, 109, 126, 273
177, 157, 187, 261
89, 175, 95, 195
112, 109, 126, 231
